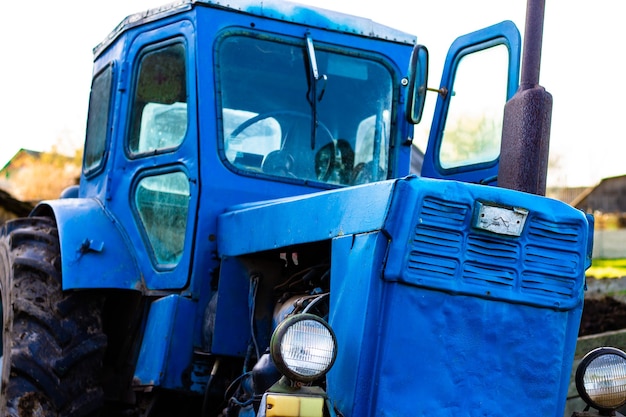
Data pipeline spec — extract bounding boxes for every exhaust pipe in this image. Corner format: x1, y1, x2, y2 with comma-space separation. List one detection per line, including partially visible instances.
498, 0, 552, 195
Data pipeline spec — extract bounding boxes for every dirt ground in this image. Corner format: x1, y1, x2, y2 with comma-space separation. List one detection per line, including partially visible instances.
579, 296, 626, 336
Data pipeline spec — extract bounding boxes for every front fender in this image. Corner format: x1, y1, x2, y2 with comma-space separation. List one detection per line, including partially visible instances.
33, 198, 143, 290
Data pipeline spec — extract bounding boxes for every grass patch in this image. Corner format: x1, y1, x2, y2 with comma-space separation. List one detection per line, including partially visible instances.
588, 258, 626, 279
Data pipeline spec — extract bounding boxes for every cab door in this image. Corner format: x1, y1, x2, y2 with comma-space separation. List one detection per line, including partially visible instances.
108, 20, 200, 290
421, 21, 521, 184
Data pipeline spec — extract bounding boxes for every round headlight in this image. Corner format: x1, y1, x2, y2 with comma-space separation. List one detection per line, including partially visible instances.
576, 347, 626, 412
270, 313, 337, 383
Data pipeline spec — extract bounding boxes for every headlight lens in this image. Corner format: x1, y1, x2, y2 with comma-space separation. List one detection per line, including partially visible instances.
576, 347, 626, 411
270, 313, 337, 383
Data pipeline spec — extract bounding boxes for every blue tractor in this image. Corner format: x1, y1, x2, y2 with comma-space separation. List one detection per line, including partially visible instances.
0, 0, 619, 416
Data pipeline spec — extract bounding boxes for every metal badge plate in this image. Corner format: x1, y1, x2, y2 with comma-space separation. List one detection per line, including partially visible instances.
474, 202, 528, 236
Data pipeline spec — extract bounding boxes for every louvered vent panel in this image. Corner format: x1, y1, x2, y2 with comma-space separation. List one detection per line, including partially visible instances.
522, 216, 581, 299
463, 262, 516, 287
407, 253, 458, 280
402, 195, 584, 308
464, 235, 519, 287
406, 197, 468, 282
521, 272, 577, 298
413, 227, 462, 255
420, 197, 469, 229
466, 235, 518, 264
527, 217, 580, 247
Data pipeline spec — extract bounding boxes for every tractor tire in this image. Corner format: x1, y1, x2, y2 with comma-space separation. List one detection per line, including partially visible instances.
0, 217, 107, 416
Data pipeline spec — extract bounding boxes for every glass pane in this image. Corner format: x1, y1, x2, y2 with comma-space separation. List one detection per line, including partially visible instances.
223, 109, 282, 169
84, 65, 113, 173
135, 171, 190, 265
217, 35, 393, 185
440, 45, 509, 169
129, 43, 187, 154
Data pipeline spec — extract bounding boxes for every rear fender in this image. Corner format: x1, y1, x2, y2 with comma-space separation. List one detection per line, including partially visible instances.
33, 198, 143, 290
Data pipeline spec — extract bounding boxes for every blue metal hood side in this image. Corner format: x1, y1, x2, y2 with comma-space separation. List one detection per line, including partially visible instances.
217, 181, 396, 256
33, 199, 142, 290
372, 176, 589, 416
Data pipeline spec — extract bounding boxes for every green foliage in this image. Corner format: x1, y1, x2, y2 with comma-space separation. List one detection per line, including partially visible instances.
440, 114, 501, 167
588, 258, 626, 279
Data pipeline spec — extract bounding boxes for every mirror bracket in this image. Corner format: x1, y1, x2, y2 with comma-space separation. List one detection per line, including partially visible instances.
427, 86, 448, 99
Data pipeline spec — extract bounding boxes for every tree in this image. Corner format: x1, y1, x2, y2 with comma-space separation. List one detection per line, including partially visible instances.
440, 114, 501, 168
8, 148, 82, 201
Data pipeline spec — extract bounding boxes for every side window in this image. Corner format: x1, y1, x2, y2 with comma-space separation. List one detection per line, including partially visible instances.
84, 64, 114, 174
135, 171, 190, 266
128, 42, 187, 155
439, 45, 509, 169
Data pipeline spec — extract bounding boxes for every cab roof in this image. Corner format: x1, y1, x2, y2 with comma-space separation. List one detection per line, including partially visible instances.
94, 0, 417, 58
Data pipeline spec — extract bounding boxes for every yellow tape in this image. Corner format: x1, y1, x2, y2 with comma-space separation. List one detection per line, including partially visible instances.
265, 394, 324, 417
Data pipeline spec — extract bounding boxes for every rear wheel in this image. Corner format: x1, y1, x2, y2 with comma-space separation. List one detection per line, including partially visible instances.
0, 217, 107, 416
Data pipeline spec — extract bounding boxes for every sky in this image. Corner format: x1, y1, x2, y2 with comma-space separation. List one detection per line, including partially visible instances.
0, 0, 623, 188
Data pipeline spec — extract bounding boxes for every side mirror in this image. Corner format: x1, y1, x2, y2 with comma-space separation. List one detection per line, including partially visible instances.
406, 44, 429, 124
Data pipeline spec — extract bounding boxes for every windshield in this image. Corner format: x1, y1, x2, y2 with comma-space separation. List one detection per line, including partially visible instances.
217, 34, 393, 186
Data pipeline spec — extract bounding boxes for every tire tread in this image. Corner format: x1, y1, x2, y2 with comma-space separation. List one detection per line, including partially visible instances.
0, 216, 106, 416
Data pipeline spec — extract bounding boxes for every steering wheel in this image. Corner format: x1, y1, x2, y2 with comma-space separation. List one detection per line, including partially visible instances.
351, 161, 386, 185
229, 111, 335, 181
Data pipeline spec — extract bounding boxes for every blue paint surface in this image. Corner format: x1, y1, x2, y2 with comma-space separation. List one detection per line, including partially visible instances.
134, 295, 196, 390
34, 198, 142, 290
218, 181, 395, 256
324, 176, 589, 416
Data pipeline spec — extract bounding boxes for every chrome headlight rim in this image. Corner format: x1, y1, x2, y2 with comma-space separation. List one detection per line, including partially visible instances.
576, 346, 626, 412
270, 313, 337, 383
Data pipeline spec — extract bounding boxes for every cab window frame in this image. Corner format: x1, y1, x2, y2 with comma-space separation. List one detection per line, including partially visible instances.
83, 62, 116, 177
132, 167, 192, 269
214, 29, 398, 188
126, 37, 189, 159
